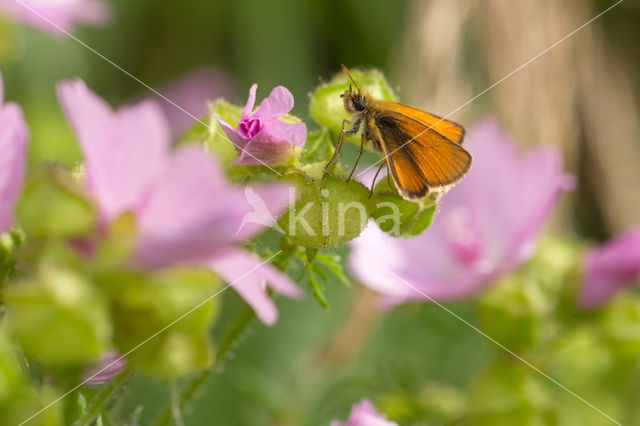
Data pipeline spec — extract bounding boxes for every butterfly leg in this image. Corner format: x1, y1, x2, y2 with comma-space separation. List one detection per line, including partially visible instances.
368, 162, 386, 199
323, 117, 362, 178
347, 132, 366, 181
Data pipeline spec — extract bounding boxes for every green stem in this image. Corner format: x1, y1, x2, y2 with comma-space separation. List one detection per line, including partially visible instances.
75, 367, 133, 426
153, 305, 257, 426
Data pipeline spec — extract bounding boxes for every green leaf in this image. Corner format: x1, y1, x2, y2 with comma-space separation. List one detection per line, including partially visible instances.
307, 263, 329, 309
16, 165, 95, 239
315, 253, 350, 287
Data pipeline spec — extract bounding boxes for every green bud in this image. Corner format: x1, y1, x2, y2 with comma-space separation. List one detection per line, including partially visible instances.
299, 128, 335, 166
102, 267, 220, 378
467, 363, 553, 425
5, 262, 111, 367
369, 177, 437, 237
599, 295, 640, 358
309, 68, 397, 137
477, 275, 554, 350
127, 330, 213, 380
278, 174, 371, 249
200, 100, 244, 168
16, 165, 95, 239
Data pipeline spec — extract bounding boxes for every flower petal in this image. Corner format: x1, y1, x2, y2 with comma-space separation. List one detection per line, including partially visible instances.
350, 119, 570, 305
254, 86, 294, 118
330, 399, 398, 426
242, 83, 258, 118
260, 119, 307, 147
0, 102, 28, 233
207, 248, 302, 326
581, 228, 640, 308
57, 79, 171, 223
217, 118, 249, 151
0, 0, 112, 36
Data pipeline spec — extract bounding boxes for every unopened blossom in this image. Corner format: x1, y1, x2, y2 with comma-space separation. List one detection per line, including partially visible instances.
0, 0, 111, 36
83, 351, 126, 386
217, 84, 306, 165
580, 228, 640, 309
350, 120, 574, 304
0, 72, 28, 233
330, 399, 398, 426
58, 79, 301, 325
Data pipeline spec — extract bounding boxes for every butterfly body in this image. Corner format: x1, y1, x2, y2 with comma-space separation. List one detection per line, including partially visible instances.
326, 67, 472, 201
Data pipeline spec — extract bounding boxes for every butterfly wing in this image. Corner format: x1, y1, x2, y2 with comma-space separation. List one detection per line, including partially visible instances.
369, 109, 472, 200
376, 101, 466, 144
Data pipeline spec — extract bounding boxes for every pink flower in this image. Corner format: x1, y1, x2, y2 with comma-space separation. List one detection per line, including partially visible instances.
349, 120, 574, 304
330, 399, 397, 426
0, 0, 112, 36
217, 84, 306, 165
580, 228, 640, 309
83, 351, 126, 387
156, 67, 234, 137
57, 79, 301, 325
0, 72, 28, 233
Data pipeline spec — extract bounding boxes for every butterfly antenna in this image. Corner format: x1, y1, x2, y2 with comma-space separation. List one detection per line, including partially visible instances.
341, 65, 360, 91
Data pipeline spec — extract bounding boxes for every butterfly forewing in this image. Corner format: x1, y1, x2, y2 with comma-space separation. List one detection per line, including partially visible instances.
372, 110, 472, 200
375, 101, 466, 144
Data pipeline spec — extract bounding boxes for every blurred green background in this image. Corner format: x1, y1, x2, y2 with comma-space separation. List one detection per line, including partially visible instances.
3, 0, 640, 425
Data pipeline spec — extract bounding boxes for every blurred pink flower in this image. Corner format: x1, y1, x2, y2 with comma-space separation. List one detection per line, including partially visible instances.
157, 67, 234, 137
580, 228, 640, 309
84, 351, 126, 387
0, 73, 28, 233
0, 0, 112, 36
350, 120, 574, 305
217, 84, 306, 165
57, 79, 301, 325
330, 399, 397, 426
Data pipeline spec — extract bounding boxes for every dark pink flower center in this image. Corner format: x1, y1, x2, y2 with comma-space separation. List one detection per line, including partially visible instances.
238, 116, 263, 140
444, 207, 484, 266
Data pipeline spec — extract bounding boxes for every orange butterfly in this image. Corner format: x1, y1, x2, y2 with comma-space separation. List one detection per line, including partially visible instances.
323, 66, 472, 201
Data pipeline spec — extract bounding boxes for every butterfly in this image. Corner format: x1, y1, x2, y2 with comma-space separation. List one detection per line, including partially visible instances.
323, 66, 472, 201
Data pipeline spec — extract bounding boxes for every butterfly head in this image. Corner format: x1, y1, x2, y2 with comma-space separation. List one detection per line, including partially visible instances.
341, 86, 368, 114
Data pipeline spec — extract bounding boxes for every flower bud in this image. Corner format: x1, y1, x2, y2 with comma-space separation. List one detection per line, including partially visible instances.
278, 174, 372, 249
310, 68, 396, 137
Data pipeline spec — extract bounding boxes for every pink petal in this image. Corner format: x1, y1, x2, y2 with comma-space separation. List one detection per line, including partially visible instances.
330, 399, 398, 426
260, 119, 307, 147
242, 84, 258, 118
57, 79, 171, 223
580, 228, 640, 308
0, 102, 28, 233
254, 86, 294, 118
233, 139, 295, 166
134, 146, 232, 266
207, 248, 302, 326
350, 119, 571, 305
134, 146, 291, 268
83, 351, 126, 387
217, 118, 249, 151
0, 0, 112, 36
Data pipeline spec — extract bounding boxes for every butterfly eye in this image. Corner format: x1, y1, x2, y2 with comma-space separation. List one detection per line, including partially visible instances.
354, 98, 366, 112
